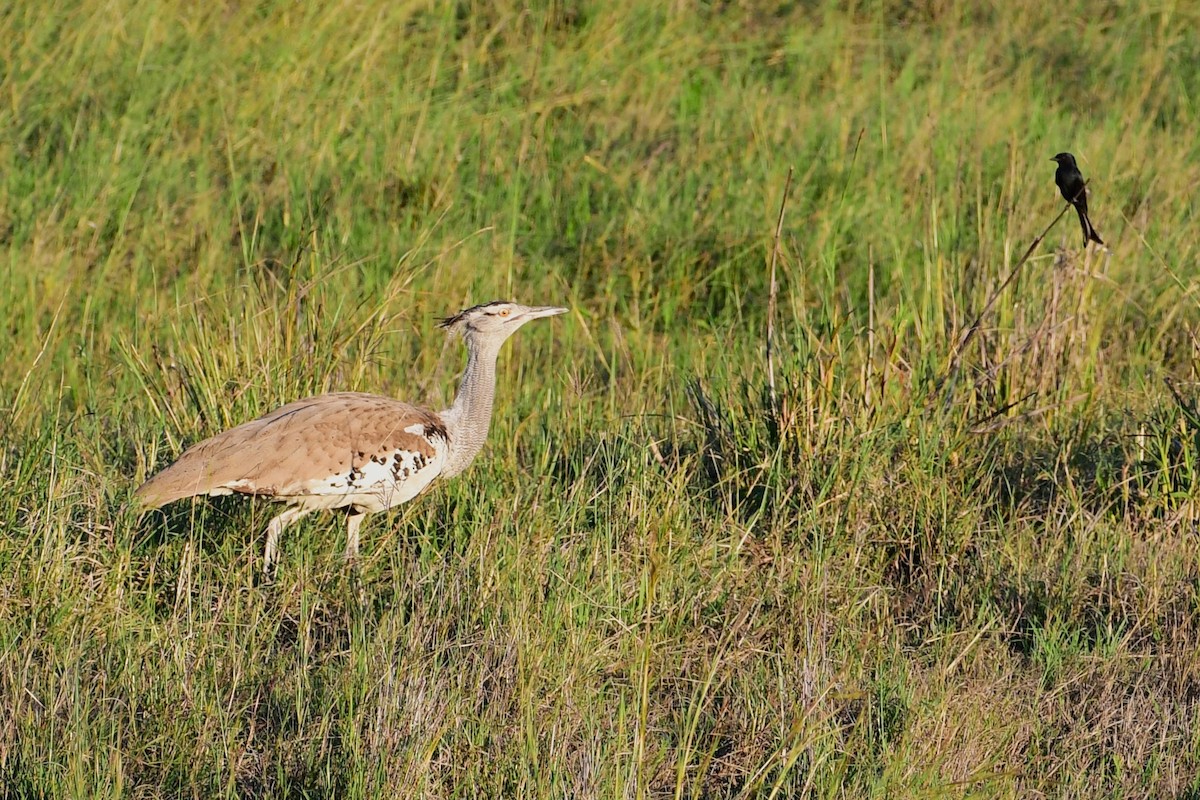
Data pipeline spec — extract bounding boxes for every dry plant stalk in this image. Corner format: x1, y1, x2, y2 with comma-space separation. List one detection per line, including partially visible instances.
766, 167, 794, 418
936, 188, 1088, 407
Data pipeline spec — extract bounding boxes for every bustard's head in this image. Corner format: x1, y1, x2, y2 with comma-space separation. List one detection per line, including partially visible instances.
438, 301, 567, 345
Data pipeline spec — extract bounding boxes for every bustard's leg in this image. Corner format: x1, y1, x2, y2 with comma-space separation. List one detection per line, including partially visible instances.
263, 507, 308, 573
344, 510, 365, 562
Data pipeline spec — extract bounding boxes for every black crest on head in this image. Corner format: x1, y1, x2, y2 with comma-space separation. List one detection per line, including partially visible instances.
437, 300, 515, 332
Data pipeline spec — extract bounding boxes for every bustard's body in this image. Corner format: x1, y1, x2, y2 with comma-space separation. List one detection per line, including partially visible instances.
135, 301, 567, 571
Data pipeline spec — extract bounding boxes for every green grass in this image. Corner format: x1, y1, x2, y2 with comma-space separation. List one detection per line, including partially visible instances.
3, 0, 1200, 796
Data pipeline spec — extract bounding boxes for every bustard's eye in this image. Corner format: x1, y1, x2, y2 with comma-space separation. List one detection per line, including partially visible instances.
497, 308, 511, 317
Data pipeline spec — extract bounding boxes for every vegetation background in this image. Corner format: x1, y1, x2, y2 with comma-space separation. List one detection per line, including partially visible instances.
2, 0, 1199, 796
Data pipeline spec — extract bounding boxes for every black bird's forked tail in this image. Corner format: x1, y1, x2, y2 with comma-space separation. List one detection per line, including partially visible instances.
1075, 204, 1104, 247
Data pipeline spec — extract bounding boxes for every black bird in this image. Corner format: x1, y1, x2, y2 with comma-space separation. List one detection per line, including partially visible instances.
1052, 152, 1103, 247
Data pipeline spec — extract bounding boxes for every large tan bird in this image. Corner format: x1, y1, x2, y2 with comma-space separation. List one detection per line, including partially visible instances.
135, 301, 567, 572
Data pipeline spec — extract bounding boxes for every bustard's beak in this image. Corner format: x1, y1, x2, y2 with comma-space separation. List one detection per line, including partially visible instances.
523, 306, 569, 320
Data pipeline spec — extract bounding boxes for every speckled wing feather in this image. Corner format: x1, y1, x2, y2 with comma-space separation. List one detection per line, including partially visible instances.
135, 392, 450, 510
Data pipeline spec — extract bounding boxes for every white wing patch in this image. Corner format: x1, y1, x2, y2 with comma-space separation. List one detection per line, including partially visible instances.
297, 426, 448, 514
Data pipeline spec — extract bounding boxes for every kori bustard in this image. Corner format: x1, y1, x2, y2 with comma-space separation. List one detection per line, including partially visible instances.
135, 301, 567, 572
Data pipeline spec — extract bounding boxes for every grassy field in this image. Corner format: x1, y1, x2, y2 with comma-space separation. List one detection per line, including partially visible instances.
3, 0, 1200, 796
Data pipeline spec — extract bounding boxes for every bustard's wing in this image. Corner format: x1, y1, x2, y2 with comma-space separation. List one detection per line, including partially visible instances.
135, 392, 449, 509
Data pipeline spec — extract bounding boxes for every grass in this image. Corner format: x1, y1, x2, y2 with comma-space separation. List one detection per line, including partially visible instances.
2, 0, 1200, 796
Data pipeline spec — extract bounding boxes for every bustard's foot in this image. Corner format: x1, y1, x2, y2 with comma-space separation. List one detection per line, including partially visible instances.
253, 559, 278, 589
262, 541, 279, 580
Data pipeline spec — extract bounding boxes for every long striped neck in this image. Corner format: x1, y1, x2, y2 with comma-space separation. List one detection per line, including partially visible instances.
438, 335, 502, 477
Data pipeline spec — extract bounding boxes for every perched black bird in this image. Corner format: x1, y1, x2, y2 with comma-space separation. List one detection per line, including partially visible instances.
1052, 152, 1103, 247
